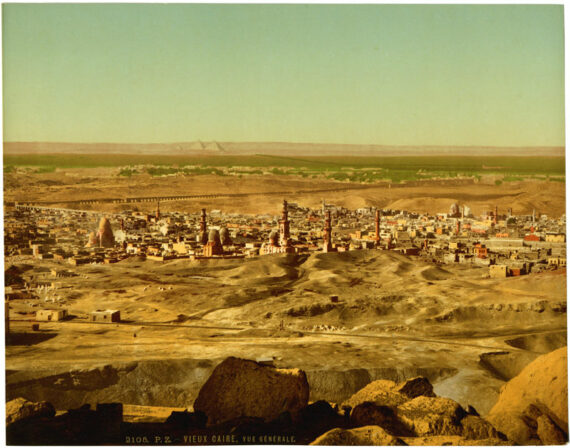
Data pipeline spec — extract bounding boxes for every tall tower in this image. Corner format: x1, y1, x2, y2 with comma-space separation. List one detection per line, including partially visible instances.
156, 201, 160, 220
200, 209, 207, 233
199, 209, 208, 244
494, 205, 498, 225
279, 199, 291, 248
323, 210, 333, 252
374, 209, 381, 242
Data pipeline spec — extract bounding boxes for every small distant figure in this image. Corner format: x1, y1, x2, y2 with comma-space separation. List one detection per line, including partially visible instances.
279, 320, 284, 331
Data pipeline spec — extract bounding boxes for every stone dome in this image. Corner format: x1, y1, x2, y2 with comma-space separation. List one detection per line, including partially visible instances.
85, 231, 98, 248
96, 217, 115, 248
220, 227, 232, 245
208, 229, 221, 245
269, 230, 279, 245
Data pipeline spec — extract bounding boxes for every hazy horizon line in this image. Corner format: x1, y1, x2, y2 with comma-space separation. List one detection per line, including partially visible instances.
4, 141, 566, 150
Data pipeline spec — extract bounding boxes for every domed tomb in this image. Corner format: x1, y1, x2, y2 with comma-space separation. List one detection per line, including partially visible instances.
96, 217, 115, 248
85, 231, 98, 248
269, 230, 279, 246
449, 203, 460, 217
220, 227, 232, 246
203, 229, 223, 256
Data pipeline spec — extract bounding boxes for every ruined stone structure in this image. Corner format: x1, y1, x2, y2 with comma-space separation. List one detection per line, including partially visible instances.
203, 229, 224, 257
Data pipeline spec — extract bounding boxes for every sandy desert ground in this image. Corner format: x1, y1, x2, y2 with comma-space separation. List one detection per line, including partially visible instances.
6, 250, 566, 418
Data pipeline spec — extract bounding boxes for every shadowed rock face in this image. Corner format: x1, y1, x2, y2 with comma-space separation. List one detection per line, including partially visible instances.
486, 346, 568, 445
6, 397, 55, 425
350, 402, 414, 436
193, 357, 310, 425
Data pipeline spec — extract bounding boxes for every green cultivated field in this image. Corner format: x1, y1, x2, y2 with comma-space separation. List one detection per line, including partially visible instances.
4, 153, 565, 183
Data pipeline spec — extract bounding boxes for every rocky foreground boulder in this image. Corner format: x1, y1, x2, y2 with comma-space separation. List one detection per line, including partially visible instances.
342, 377, 435, 409
193, 357, 309, 425
6, 397, 55, 425
309, 376, 507, 445
310, 425, 406, 445
486, 346, 568, 445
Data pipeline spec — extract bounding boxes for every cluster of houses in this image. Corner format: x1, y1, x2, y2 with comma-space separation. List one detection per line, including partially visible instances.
5, 200, 566, 273
4, 199, 566, 332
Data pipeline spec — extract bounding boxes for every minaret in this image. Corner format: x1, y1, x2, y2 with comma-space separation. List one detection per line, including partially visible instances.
323, 210, 333, 252
200, 209, 207, 233
374, 209, 381, 242
199, 209, 208, 244
156, 201, 160, 220
279, 199, 291, 248
494, 206, 498, 225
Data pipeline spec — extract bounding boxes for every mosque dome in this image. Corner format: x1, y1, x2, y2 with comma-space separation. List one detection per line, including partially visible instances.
449, 203, 460, 216
85, 231, 98, 248
269, 230, 279, 245
208, 229, 221, 245
220, 227, 232, 245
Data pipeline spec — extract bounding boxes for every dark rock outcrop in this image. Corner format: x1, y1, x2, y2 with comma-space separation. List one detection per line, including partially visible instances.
395, 377, 436, 399
165, 410, 207, 429
350, 402, 413, 436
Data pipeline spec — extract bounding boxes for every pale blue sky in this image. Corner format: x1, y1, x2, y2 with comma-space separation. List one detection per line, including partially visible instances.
2, 4, 565, 146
